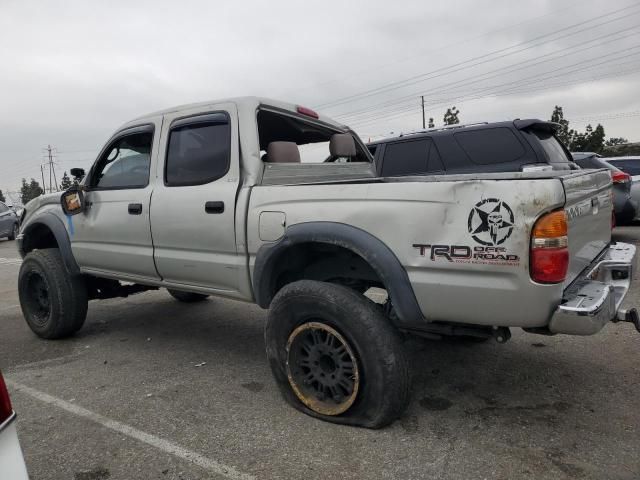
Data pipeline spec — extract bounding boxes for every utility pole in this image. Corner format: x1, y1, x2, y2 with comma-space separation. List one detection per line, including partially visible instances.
40, 165, 46, 192
421, 96, 425, 129
45, 145, 59, 192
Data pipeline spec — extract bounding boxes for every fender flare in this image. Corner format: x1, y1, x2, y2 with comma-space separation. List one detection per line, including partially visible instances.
20, 212, 80, 275
253, 222, 424, 327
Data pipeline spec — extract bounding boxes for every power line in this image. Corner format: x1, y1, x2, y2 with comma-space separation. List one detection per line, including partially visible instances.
294, 0, 592, 97
350, 64, 640, 130
349, 47, 640, 129
316, 2, 640, 111
334, 27, 640, 121
348, 63, 640, 130
343, 47, 640, 126
346, 56, 640, 128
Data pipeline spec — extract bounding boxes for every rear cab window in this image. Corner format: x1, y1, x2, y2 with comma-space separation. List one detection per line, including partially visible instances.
256, 109, 370, 164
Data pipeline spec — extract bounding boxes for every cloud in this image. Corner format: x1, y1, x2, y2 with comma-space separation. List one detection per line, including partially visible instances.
1, 0, 639, 194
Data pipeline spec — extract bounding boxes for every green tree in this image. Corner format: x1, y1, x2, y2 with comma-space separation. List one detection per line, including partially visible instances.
606, 137, 628, 146
0, 189, 5, 203
443, 106, 460, 125
20, 178, 44, 205
550, 105, 573, 146
60, 171, 73, 190
584, 124, 606, 152
549, 106, 608, 152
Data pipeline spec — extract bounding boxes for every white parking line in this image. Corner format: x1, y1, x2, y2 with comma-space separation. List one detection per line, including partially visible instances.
7, 380, 256, 480
0, 257, 22, 265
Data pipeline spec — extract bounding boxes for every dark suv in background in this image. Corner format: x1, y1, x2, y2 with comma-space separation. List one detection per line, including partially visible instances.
367, 119, 577, 177
572, 153, 638, 225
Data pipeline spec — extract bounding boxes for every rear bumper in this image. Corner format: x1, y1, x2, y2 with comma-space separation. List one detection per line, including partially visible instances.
549, 242, 637, 335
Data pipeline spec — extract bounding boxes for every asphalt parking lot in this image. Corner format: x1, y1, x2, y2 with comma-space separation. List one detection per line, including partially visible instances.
1, 231, 639, 480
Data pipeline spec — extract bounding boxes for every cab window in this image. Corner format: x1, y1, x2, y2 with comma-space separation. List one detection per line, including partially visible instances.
91, 129, 153, 189
165, 113, 231, 187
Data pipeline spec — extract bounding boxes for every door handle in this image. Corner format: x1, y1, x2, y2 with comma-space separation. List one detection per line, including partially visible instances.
205, 201, 225, 214
128, 203, 143, 215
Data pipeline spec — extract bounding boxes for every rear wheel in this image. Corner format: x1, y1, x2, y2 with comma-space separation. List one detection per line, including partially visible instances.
18, 248, 88, 339
167, 289, 209, 303
7, 223, 18, 241
265, 280, 410, 428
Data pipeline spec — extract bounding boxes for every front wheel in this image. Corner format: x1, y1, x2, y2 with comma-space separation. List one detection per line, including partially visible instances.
18, 248, 88, 339
265, 280, 410, 428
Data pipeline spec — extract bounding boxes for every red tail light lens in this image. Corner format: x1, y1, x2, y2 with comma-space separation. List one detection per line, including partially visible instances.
612, 171, 630, 184
531, 248, 570, 283
0, 371, 13, 423
531, 210, 569, 284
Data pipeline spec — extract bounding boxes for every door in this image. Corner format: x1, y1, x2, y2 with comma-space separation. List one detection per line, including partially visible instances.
70, 121, 161, 280
0, 202, 12, 237
150, 103, 241, 293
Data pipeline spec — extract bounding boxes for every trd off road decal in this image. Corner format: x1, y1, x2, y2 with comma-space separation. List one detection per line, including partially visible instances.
413, 198, 520, 266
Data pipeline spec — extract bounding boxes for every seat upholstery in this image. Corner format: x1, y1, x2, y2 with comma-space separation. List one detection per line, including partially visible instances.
329, 134, 356, 157
266, 141, 301, 163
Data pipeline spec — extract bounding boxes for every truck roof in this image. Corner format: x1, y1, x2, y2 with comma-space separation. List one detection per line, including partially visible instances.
120, 96, 347, 131
367, 119, 559, 145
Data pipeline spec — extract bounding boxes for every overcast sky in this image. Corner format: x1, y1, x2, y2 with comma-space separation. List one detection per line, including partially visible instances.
1, 0, 639, 201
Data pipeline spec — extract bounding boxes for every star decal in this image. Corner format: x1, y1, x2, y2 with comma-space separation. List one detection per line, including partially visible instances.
468, 199, 515, 246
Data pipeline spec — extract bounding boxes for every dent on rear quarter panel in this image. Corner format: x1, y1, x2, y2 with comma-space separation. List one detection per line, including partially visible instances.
248, 177, 566, 329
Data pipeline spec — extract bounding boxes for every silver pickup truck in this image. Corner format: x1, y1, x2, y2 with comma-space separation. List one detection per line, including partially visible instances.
16, 97, 638, 428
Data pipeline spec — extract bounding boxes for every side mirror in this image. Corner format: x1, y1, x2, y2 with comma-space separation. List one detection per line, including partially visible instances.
60, 187, 85, 216
70, 168, 86, 182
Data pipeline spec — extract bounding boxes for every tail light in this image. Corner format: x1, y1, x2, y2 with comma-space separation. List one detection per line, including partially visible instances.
296, 105, 319, 119
0, 371, 13, 424
612, 171, 630, 184
531, 210, 569, 284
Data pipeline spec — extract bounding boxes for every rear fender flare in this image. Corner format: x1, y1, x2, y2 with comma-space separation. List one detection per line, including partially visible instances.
252, 222, 424, 327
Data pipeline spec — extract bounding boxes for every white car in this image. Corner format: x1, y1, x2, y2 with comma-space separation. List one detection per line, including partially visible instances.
0, 371, 29, 479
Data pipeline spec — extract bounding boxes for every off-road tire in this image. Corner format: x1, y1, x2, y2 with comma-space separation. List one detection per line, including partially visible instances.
7, 223, 18, 241
265, 280, 411, 429
18, 248, 88, 339
167, 289, 209, 303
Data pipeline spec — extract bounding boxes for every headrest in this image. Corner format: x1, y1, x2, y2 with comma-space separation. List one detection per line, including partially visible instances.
329, 134, 356, 157
266, 141, 301, 163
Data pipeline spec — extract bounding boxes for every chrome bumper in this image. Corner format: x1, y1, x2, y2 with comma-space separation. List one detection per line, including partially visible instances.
549, 242, 638, 335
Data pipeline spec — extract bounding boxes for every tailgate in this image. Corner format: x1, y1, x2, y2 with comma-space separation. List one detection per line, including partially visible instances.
561, 169, 612, 287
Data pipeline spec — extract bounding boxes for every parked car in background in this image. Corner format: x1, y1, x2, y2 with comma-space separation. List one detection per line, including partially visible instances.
604, 157, 640, 223
7, 204, 25, 218
0, 201, 20, 240
572, 153, 638, 224
0, 371, 30, 479
366, 120, 578, 177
